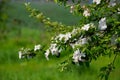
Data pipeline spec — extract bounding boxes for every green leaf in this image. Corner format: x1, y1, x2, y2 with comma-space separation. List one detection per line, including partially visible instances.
54, 0, 58, 3
100, 67, 107, 71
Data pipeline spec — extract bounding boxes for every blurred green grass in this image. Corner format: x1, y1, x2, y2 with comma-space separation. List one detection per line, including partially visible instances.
0, 1, 120, 80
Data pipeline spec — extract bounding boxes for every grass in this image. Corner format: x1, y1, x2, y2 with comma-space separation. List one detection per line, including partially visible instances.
0, 1, 120, 80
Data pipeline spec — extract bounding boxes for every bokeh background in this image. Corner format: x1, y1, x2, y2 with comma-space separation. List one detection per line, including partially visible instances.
0, 0, 120, 80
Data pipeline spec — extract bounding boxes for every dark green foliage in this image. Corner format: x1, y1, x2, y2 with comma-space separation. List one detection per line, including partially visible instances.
0, 0, 9, 39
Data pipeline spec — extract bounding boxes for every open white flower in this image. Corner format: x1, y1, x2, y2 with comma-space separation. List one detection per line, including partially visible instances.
98, 17, 107, 30
64, 32, 71, 42
77, 37, 87, 45
18, 51, 23, 59
45, 49, 50, 60
45, 43, 62, 60
93, 0, 101, 5
18, 48, 25, 59
34, 44, 41, 51
57, 34, 65, 41
81, 23, 94, 31
81, 24, 90, 31
50, 44, 58, 55
83, 8, 90, 17
72, 49, 86, 63
49, 43, 61, 56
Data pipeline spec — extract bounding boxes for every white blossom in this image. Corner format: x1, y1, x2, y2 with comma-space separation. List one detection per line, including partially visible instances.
34, 44, 41, 51
98, 17, 107, 31
50, 44, 59, 55
93, 0, 101, 5
72, 49, 86, 63
57, 34, 64, 41
118, 8, 120, 14
77, 37, 87, 45
70, 5, 74, 13
18, 48, 25, 59
45, 49, 50, 60
18, 48, 32, 59
81, 24, 90, 31
65, 32, 71, 42
81, 23, 95, 31
109, 0, 116, 7
45, 43, 62, 60
83, 8, 90, 17
118, 12, 120, 14
55, 32, 71, 43
18, 51, 23, 59
70, 37, 88, 49
71, 28, 81, 36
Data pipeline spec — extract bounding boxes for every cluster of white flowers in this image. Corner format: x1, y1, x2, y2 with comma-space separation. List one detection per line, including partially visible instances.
98, 17, 107, 31
72, 49, 86, 63
81, 23, 91, 31
55, 32, 71, 43
34, 44, 41, 51
48, 23, 94, 62
93, 0, 101, 5
20, 2, 120, 69
18, 19, 108, 61
45, 43, 62, 60
18, 22, 98, 63
18, 48, 30, 59
18, 44, 41, 59
70, 36, 88, 63
54, 23, 94, 43
70, 37, 88, 49
83, 8, 90, 17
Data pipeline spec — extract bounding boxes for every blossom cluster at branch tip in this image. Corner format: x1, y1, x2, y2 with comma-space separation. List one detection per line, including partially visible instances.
18, 48, 30, 59
98, 17, 107, 31
18, 48, 25, 59
72, 49, 86, 63
18, 44, 41, 59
